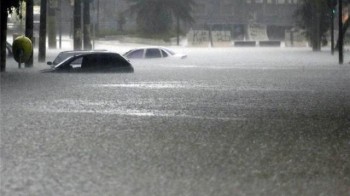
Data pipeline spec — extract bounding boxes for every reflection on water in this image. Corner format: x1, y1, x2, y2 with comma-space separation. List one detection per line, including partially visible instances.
25, 99, 246, 121
94, 82, 190, 89
91, 81, 318, 93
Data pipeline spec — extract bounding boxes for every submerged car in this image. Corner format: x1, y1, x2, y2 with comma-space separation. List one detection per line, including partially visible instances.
43, 52, 134, 73
123, 47, 187, 59
47, 50, 107, 66
6, 42, 13, 57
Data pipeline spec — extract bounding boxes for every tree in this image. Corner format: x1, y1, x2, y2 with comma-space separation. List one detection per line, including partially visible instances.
117, 12, 126, 33
128, 0, 171, 35
295, 0, 330, 51
165, 0, 196, 45
1, 0, 24, 72
128, 0, 195, 38
296, 0, 350, 51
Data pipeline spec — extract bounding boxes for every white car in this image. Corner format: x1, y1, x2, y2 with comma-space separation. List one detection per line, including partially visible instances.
123, 47, 187, 59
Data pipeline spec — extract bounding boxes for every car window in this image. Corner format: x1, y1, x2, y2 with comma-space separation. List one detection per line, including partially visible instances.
109, 54, 130, 67
82, 55, 99, 69
127, 49, 144, 58
146, 48, 162, 58
71, 58, 82, 65
81, 54, 131, 71
55, 56, 83, 71
98, 55, 115, 67
68, 57, 83, 68
161, 49, 168, 57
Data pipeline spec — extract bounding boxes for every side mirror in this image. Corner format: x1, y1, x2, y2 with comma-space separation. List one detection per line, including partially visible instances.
47, 61, 53, 66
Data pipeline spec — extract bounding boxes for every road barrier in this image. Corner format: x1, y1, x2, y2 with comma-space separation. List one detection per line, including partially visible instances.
258, 41, 281, 47
234, 41, 256, 47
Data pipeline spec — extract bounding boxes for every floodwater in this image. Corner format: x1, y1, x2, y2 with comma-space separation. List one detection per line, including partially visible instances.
1, 47, 350, 195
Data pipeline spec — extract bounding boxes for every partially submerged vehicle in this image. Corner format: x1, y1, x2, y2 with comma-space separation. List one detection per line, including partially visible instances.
43, 52, 134, 73
123, 47, 187, 59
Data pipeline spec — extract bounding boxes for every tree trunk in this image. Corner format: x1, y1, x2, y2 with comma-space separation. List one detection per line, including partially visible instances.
74, 0, 82, 50
39, 0, 47, 62
83, 1, 92, 50
176, 17, 180, 46
48, 4, 57, 49
1, 5, 8, 72
25, 0, 34, 67
208, 24, 213, 47
315, 13, 321, 51
311, 7, 321, 51
331, 9, 335, 55
96, 0, 100, 36
338, 0, 344, 64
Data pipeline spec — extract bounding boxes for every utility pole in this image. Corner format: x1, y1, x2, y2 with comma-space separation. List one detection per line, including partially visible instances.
339, 0, 343, 64
330, 0, 336, 56
39, 0, 47, 62
25, 0, 34, 67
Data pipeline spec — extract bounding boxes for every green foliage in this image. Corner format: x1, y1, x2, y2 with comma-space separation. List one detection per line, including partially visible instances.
295, 0, 330, 36
296, 0, 350, 50
4, 0, 24, 16
127, 0, 195, 36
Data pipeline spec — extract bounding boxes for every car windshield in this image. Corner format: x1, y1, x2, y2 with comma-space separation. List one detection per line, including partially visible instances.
54, 56, 77, 69
53, 52, 77, 64
163, 48, 175, 55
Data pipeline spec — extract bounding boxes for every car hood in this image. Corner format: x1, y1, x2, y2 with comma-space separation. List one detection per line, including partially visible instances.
41, 68, 56, 73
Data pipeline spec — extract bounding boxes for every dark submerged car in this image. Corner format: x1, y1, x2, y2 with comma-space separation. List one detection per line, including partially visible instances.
42, 52, 134, 73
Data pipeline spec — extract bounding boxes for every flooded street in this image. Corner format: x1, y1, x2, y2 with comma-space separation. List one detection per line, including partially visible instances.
1, 47, 350, 195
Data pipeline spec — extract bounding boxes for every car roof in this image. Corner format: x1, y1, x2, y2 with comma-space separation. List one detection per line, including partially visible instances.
72, 52, 131, 61
73, 51, 122, 56
58, 52, 126, 62
58, 50, 108, 54
128, 46, 171, 50
54, 52, 129, 68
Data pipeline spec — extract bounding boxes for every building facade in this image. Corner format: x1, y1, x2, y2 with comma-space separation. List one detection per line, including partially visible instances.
191, 0, 300, 41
